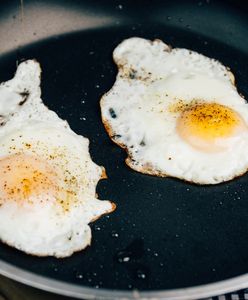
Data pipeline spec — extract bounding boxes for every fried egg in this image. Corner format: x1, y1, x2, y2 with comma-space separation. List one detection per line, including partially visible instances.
100, 37, 248, 184
0, 60, 115, 257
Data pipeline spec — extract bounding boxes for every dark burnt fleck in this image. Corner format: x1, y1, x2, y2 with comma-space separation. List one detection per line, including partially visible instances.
0, 113, 5, 126
140, 140, 146, 147
19, 91, 30, 106
129, 69, 137, 79
109, 108, 117, 119
166, 44, 172, 52
111, 134, 122, 139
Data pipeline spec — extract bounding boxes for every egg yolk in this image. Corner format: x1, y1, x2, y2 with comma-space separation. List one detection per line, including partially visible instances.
0, 153, 58, 205
177, 103, 247, 152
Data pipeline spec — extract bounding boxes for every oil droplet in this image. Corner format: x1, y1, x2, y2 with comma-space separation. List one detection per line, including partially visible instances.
111, 231, 119, 238
76, 273, 83, 279
132, 264, 150, 281
136, 269, 146, 279
114, 239, 144, 263
116, 250, 131, 263
167, 16, 172, 21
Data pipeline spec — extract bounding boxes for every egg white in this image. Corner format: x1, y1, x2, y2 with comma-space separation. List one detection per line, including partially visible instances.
101, 37, 248, 184
0, 60, 115, 257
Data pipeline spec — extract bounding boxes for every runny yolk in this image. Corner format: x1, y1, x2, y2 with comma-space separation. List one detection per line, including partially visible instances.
176, 102, 247, 152
0, 153, 58, 204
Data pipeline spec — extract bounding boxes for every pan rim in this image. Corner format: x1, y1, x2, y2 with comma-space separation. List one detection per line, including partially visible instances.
0, 259, 248, 299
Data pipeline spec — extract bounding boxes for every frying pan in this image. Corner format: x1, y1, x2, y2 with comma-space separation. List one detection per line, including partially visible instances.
0, 0, 248, 299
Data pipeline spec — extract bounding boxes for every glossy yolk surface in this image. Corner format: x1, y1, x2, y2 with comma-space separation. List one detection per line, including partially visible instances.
177, 103, 247, 152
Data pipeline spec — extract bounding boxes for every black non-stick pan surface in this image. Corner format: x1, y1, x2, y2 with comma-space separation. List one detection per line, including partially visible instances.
0, 0, 248, 299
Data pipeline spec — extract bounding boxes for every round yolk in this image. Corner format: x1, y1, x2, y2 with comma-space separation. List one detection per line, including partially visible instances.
0, 153, 58, 205
176, 103, 247, 152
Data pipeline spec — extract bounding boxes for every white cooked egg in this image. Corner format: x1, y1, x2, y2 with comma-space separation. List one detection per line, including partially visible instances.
100, 37, 248, 185
0, 60, 115, 257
